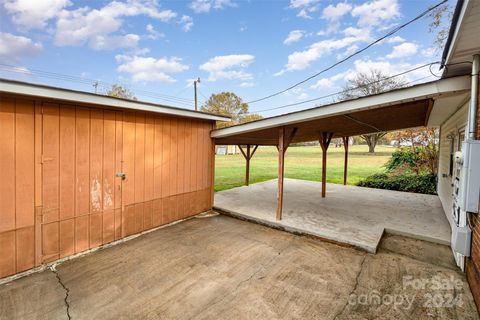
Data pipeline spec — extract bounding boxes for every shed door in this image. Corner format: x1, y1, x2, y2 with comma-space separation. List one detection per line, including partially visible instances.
41, 104, 124, 262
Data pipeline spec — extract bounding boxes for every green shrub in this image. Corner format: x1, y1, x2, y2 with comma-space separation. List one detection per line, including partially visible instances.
357, 172, 437, 195
385, 147, 420, 172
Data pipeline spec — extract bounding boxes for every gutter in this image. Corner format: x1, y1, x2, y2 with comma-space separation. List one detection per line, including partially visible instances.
441, 0, 465, 68
469, 55, 479, 139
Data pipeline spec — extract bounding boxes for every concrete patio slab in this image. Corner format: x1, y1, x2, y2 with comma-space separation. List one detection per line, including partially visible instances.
0, 215, 477, 319
214, 179, 451, 253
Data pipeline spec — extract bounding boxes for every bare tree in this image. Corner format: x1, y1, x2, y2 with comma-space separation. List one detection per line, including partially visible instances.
427, 3, 454, 52
339, 70, 407, 153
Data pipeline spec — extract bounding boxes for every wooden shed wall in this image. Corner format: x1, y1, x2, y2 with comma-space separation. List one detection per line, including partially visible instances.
0, 94, 215, 279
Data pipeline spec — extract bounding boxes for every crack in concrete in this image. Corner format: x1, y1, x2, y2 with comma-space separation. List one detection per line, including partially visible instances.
333, 254, 367, 320
50, 266, 72, 320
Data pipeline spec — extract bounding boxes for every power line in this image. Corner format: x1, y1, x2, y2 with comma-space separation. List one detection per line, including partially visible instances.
249, 62, 440, 114
245, 0, 448, 105
0, 63, 195, 107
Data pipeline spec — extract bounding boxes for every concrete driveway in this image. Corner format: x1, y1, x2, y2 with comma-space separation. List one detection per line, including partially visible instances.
0, 214, 477, 319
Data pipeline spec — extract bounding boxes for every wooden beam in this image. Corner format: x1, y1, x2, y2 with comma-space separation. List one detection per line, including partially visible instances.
238, 144, 259, 186
238, 144, 247, 159
277, 127, 285, 220
284, 127, 298, 153
319, 132, 334, 198
342, 136, 349, 185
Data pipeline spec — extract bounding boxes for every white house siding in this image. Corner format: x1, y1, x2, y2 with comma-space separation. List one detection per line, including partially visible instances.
437, 100, 469, 227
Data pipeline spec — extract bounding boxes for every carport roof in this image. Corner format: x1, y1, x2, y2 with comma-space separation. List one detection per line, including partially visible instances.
212, 76, 470, 145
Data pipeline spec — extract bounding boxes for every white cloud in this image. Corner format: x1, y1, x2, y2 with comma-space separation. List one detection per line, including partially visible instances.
310, 71, 352, 90
3, 0, 71, 30
54, 1, 177, 49
190, 0, 236, 13
386, 36, 405, 43
200, 54, 254, 81
89, 34, 139, 50
353, 59, 430, 80
116, 55, 189, 82
284, 30, 304, 45
180, 15, 194, 32
277, 33, 370, 74
289, 0, 320, 19
386, 42, 418, 59
322, 2, 352, 21
351, 0, 400, 28
240, 82, 254, 87
0, 32, 42, 60
146, 24, 164, 40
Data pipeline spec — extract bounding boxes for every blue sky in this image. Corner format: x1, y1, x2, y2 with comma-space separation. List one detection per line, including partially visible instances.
0, 0, 450, 116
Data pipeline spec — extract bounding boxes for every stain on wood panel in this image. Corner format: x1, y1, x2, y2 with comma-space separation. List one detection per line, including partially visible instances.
15, 226, 35, 272
114, 112, 123, 240
90, 109, 104, 214
103, 110, 116, 212
0, 231, 16, 278
75, 108, 90, 217
122, 112, 135, 206
0, 97, 16, 233
75, 215, 89, 253
59, 219, 74, 258
59, 106, 75, 221
114, 111, 123, 210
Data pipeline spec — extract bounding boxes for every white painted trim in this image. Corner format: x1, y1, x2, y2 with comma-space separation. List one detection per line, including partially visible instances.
443, 0, 471, 67
0, 79, 230, 122
212, 77, 470, 139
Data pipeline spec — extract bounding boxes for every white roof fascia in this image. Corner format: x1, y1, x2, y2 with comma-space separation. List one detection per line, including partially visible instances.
443, 0, 470, 67
212, 76, 470, 138
0, 79, 230, 122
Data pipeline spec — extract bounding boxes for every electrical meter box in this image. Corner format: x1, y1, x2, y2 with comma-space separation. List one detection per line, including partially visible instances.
459, 140, 480, 213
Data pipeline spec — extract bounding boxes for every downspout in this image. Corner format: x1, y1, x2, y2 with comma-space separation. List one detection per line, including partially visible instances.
469, 54, 479, 140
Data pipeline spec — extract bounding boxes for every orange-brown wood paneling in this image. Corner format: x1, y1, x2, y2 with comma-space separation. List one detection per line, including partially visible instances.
0, 97, 35, 278
0, 94, 215, 279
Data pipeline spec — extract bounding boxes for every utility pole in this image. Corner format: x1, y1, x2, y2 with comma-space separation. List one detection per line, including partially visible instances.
93, 81, 99, 94
194, 77, 200, 111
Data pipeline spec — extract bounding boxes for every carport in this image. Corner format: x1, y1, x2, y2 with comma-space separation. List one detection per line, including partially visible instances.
212, 76, 470, 251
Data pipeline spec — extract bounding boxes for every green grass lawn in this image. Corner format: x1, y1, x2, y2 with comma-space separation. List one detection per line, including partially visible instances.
215, 145, 395, 192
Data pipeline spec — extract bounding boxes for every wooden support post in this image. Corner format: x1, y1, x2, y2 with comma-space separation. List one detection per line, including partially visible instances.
238, 144, 259, 186
277, 128, 285, 220
276, 127, 298, 220
342, 136, 349, 185
319, 132, 334, 198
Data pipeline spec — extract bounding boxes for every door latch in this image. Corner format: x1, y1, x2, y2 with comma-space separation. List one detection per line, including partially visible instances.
116, 172, 126, 180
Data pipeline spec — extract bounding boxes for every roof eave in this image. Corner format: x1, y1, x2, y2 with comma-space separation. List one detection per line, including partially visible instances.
0, 79, 231, 122
211, 76, 470, 139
